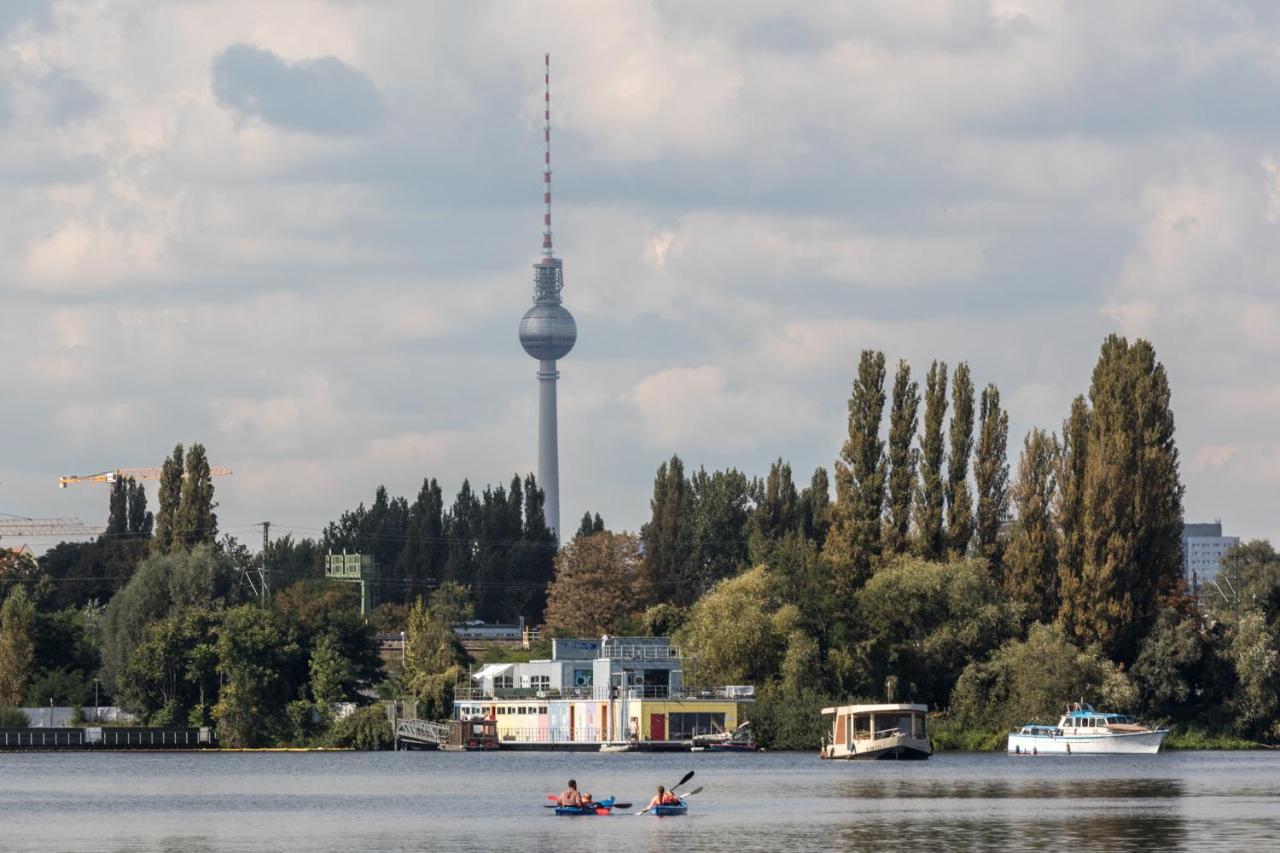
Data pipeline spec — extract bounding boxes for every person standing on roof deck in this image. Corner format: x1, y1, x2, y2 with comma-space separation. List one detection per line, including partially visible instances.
558, 779, 583, 806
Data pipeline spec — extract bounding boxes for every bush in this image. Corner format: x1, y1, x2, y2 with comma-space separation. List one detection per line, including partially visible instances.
332, 704, 392, 751
0, 706, 29, 728
927, 716, 1004, 751
745, 685, 833, 750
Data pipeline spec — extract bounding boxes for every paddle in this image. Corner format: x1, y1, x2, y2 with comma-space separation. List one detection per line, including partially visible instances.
635, 771, 695, 814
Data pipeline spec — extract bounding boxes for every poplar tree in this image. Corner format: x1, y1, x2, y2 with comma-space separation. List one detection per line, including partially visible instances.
822, 350, 888, 595
1073, 337, 1183, 662
1054, 396, 1090, 640
0, 586, 35, 706
126, 478, 153, 538
884, 360, 920, 556
106, 478, 128, 537
1002, 428, 1059, 622
152, 444, 184, 552
945, 362, 975, 558
640, 455, 690, 605
754, 459, 800, 543
974, 383, 1010, 568
915, 361, 948, 560
800, 467, 831, 551
174, 443, 218, 550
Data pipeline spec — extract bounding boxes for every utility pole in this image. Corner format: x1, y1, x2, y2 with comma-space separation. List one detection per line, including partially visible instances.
259, 521, 271, 606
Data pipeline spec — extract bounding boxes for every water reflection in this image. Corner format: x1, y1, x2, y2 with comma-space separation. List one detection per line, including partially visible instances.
834, 777, 1185, 800
831, 814, 1188, 853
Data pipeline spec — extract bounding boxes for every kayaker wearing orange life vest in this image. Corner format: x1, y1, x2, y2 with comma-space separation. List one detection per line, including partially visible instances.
646, 785, 680, 810
557, 779, 583, 807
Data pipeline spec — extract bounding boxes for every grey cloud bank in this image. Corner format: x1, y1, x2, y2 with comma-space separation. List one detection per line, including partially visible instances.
0, 1, 1277, 550
212, 43, 383, 135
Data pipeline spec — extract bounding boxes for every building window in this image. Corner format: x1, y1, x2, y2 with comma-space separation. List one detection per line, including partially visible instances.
531, 675, 550, 691
668, 712, 726, 739
494, 674, 513, 691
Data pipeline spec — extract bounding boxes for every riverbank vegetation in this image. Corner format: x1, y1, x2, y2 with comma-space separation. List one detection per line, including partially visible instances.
2, 336, 1278, 750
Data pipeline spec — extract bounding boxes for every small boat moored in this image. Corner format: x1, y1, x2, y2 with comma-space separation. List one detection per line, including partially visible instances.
1007, 704, 1168, 755
820, 703, 932, 760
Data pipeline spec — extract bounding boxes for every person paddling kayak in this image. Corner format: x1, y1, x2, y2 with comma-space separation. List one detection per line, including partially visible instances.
557, 780, 583, 807
645, 785, 680, 811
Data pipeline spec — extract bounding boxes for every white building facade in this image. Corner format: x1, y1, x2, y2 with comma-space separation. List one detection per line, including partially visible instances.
1182, 522, 1239, 587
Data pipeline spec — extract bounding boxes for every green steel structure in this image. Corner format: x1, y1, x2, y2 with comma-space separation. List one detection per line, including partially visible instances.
324, 552, 379, 617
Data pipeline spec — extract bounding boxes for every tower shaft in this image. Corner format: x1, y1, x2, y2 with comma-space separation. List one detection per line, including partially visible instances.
537, 359, 561, 538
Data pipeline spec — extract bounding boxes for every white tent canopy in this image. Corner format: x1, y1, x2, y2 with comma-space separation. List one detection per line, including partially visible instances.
471, 663, 514, 681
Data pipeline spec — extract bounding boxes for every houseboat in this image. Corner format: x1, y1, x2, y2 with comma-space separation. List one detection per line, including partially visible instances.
820, 703, 932, 760
454, 637, 748, 750
1007, 704, 1168, 755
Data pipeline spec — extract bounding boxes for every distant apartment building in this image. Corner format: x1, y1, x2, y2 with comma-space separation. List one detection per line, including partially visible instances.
1182, 522, 1239, 587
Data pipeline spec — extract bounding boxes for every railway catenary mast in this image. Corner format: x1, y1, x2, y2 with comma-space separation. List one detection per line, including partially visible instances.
518, 54, 576, 540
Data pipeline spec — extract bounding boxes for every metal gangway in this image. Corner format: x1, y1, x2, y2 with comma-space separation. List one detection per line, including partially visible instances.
395, 718, 450, 749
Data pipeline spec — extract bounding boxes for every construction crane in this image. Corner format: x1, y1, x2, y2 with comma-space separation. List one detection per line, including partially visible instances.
58, 466, 232, 488
0, 516, 102, 541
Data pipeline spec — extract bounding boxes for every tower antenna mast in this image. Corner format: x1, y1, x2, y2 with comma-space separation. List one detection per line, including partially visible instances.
518, 53, 577, 540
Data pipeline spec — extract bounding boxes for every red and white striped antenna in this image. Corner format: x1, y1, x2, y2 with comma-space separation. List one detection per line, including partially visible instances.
542, 52, 554, 259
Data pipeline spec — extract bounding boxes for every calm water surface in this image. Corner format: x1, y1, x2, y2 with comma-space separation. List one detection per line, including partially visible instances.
1, 750, 1277, 851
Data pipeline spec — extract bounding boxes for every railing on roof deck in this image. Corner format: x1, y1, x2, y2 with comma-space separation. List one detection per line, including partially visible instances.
453, 684, 754, 702
600, 641, 680, 660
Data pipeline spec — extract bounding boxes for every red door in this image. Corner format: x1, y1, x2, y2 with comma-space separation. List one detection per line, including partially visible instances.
650, 714, 666, 741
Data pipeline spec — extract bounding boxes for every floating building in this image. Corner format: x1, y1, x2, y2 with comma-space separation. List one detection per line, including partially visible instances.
453, 637, 751, 750
518, 54, 576, 539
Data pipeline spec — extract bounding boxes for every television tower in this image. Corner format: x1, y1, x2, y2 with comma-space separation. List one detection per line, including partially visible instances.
518, 54, 576, 540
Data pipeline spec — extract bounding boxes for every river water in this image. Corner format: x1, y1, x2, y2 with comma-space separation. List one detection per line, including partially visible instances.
1, 749, 1277, 851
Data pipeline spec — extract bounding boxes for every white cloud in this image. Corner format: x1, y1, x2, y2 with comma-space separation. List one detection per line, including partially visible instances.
2, 0, 1279, 546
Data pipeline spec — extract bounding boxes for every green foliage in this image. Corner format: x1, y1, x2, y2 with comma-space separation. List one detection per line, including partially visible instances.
1130, 609, 1210, 720
745, 684, 834, 750
1054, 395, 1090, 636
915, 360, 948, 559
1210, 540, 1280, 622
675, 566, 793, 687
641, 456, 690, 605
884, 360, 919, 556
212, 605, 297, 747
0, 706, 28, 727
927, 716, 1005, 751
945, 362, 975, 558
798, 467, 831, 552
950, 622, 1136, 733
100, 544, 240, 700
0, 585, 36, 705
308, 631, 351, 709
576, 512, 606, 539
23, 667, 92, 706
107, 477, 152, 540
173, 443, 219, 550
640, 603, 688, 637
854, 556, 1022, 708
973, 383, 1009, 565
332, 704, 392, 750
403, 598, 466, 720
272, 580, 383, 698
544, 532, 643, 637
1163, 728, 1259, 750
34, 540, 149, 612
1225, 610, 1280, 741
152, 444, 185, 553
824, 350, 888, 594
1071, 336, 1184, 662
1002, 428, 1059, 623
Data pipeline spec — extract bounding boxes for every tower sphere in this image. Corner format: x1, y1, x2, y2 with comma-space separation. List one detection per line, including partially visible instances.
519, 302, 577, 361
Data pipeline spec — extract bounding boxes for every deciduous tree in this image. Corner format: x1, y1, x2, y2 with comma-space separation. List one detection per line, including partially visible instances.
544, 532, 643, 636
974, 383, 1009, 567
945, 363, 975, 558
915, 361, 948, 559
823, 350, 887, 595
1002, 429, 1059, 622
884, 360, 919, 556
0, 586, 36, 706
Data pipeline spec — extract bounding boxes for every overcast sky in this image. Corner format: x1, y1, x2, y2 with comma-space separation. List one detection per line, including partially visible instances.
2, 1, 1278, 551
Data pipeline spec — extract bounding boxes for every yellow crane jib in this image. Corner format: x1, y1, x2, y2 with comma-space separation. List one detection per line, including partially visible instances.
58, 466, 233, 488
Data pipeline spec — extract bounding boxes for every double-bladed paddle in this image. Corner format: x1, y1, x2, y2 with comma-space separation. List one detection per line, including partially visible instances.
635, 771, 695, 815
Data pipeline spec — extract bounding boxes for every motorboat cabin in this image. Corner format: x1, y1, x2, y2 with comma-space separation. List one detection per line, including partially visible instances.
821, 703, 931, 760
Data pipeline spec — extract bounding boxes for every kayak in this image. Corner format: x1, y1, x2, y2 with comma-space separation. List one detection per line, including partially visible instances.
650, 800, 688, 816
555, 796, 616, 816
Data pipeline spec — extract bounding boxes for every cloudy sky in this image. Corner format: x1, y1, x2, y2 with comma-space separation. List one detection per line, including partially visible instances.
2, 1, 1278, 550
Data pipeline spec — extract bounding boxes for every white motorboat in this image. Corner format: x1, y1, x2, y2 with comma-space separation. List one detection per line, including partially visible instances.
1007, 704, 1168, 755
